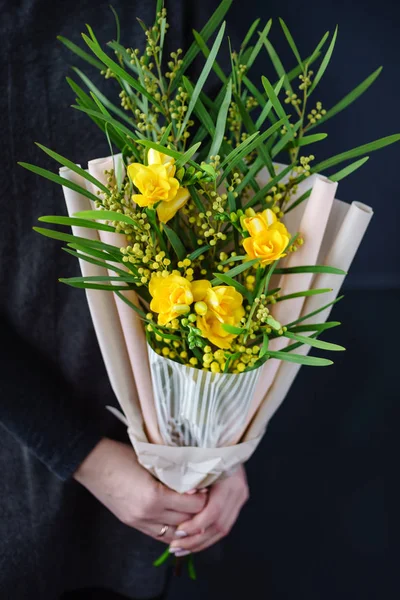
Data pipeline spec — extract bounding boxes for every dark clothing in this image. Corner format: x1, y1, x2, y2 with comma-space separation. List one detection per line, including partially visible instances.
0, 1, 191, 598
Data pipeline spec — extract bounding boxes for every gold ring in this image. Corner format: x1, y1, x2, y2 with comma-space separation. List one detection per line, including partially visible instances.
158, 524, 169, 537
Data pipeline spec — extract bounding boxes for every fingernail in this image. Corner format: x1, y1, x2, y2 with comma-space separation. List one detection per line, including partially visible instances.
200, 488, 208, 494
186, 489, 198, 495
175, 530, 188, 538
169, 547, 182, 554
175, 550, 191, 557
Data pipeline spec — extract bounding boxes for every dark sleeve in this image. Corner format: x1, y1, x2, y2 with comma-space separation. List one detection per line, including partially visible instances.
0, 315, 112, 480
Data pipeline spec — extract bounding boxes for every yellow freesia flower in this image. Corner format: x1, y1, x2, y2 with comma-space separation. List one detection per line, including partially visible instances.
149, 273, 194, 325
127, 149, 190, 223
197, 285, 245, 349
243, 208, 290, 266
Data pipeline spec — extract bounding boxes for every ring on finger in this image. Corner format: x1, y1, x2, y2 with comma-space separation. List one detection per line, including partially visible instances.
157, 524, 169, 538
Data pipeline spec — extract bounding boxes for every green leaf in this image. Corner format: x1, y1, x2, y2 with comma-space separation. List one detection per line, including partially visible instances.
261, 75, 293, 139
241, 18, 261, 51
19, 162, 101, 204
266, 349, 333, 366
110, 5, 121, 43
219, 118, 285, 181
246, 19, 272, 69
270, 120, 302, 158
71, 67, 133, 125
188, 245, 212, 261
160, 123, 173, 145
313, 134, 400, 173
153, 549, 171, 568
60, 275, 135, 283
115, 290, 148, 319
284, 331, 345, 351
309, 26, 338, 94
309, 67, 383, 130
296, 133, 328, 147
192, 29, 227, 84
209, 80, 232, 159
74, 209, 138, 227
57, 35, 104, 70
72, 105, 140, 156
212, 257, 260, 282
274, 265, 346, 275
276, 288, 332, 302
260, 332, 269, 358
59, 279, 131, 291
63, 248, 130, 278
179, 22, 226, 137
221, 324, 247, 335
244, 164, 294, 209
171, 0, 233, 90
81, 34, 164, 112
284, 188, 311, 214
279, 18, 302, 66
33, 227, 122, 258
234, 94, 275, 176
35, 143, 111, 196
255, 76, 285, 130
263, 38, 293, 95
288, 321, 341, 333
188, 185, 206, 212
329, 156, 370, 182
306, 31, 330, 68
163, 224, 186, 260
38, 215, 116, 232
287, 295, 344, 328
218, 131, 260, 170
175, 142, 202, 169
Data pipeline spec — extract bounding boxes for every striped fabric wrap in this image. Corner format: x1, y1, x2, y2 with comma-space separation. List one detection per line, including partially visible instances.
147, 344, 262, 447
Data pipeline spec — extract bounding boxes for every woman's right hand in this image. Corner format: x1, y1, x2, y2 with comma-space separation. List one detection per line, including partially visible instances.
73, 437, 206, 544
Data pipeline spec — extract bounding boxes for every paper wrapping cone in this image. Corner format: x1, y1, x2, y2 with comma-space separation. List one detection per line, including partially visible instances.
243, 199, 373, 442
147, 343, 262, 447
59, 166, 146, 442
240, 176, 338, 437
87, 156, 163, 444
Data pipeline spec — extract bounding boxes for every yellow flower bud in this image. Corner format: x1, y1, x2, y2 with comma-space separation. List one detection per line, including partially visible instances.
194, 301, 208, 316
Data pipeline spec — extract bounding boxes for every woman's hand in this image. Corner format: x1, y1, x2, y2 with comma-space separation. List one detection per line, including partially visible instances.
73, 438, 207, 545
169, 465, 249, 556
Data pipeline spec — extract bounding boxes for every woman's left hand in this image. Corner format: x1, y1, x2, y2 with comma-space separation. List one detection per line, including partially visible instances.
169, 465, 249, 555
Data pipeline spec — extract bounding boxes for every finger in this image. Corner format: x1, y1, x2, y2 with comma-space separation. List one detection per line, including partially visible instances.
147, 523, 176, 544
162, 487, 207, 514
158, 510, 194, 527
169, 526, 218, 553
174, 492, 227, 536
189, 532, 222, 553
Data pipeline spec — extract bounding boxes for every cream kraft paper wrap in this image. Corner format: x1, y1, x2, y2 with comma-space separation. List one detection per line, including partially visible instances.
60, 158, 372, 491
244, 199, 373, 441
60, 160, 263, 493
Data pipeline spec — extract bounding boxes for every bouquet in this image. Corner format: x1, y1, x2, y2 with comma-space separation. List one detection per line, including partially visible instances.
20, 0, 398, 573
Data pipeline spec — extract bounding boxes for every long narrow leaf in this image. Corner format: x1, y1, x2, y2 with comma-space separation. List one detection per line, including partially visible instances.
275, 265, 346, 275
163, 224, 186, 260
209, 80, 232, 159
276, 288, 332, 302
246, 20, 272, 69
192, 29, 227, 84
179, 22, 226, 137
329, 156, 370, 182
309, 27, 338, 94
308, 67, 383, 129
266, 349, 333, 366
35, 143, 111, 196
38, 215, 116, 232
313, 135, 400, 173
19, 163, 101, 204
73, 209, 139, 227
57, 35, 104, 70
287, 295, 344, 328
279, 18, 302, 66
284, 331, 345, 351
171, 0, 232, 90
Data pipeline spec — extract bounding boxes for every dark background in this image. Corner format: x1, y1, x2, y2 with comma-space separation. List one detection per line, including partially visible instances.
1, 0, 396, 598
